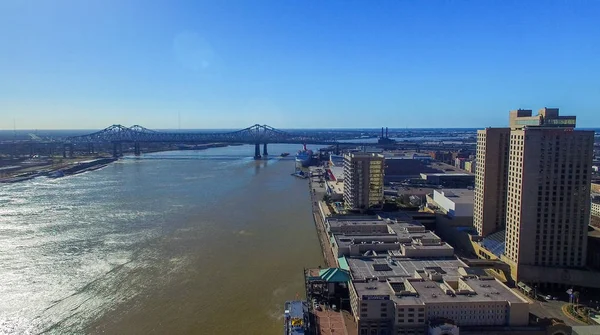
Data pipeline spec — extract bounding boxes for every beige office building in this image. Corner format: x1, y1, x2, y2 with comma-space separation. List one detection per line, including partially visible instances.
504, 126, 594, 278
343, 153, 384, 210
475, 108, 595, 284
474, 128, 510, 237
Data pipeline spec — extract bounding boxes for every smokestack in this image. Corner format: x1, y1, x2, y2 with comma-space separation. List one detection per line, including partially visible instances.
381, 127, 384, 138
386, 127, 388, 138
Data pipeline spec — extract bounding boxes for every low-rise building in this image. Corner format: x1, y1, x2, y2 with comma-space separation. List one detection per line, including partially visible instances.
320, 210, 578, 334
329, 154, 344, 167
429, 151, 454, 164
591, 197, 600, 218
327, 166, 344, 182
348, 256, 530, 335
419, 173, 475, 188
328, 218, 454, 259
326, 180, 344, 201
327, 217, 389, 235
454, 157, 466, 170
463, 160, 476, 173
384, 158, 439, 183
587, 229, 600, 270
431, 189, 474, 218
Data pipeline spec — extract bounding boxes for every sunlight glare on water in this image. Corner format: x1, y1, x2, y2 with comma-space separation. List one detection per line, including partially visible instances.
0, 144, 323, 334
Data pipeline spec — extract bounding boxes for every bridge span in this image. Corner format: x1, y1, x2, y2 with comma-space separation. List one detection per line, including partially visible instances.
65, 124, 338, 158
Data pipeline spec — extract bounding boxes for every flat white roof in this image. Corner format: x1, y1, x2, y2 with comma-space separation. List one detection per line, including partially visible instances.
433, 189, 474, 204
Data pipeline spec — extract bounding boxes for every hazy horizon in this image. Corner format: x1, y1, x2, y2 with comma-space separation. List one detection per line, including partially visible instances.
2, 1, 599, 129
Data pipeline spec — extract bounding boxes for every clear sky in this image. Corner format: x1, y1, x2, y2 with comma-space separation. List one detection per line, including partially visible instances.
1, 0, 599, 130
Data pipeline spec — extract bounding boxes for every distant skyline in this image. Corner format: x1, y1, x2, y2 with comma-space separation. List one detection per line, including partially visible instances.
1, 0, 599, 130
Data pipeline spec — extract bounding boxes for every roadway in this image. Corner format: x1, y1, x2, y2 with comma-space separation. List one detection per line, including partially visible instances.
529, 298, 586, 326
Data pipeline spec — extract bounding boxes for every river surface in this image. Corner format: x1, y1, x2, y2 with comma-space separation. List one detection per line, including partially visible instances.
0, 144, 324, 334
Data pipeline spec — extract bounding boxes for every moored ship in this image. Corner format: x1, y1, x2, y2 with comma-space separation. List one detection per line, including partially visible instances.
295, 144, 312, 167
284, 300, 308, 335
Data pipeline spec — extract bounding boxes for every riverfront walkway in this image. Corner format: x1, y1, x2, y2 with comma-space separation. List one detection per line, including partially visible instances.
314, 308, 348, 335
309, 175, 337, 267
307, 169, 359, 335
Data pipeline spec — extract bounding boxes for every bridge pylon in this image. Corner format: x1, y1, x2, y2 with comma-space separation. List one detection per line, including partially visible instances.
112, 142, 123, 158
262, 143, 268, 156
134, 142, 141, 156
254, 143, 261, 159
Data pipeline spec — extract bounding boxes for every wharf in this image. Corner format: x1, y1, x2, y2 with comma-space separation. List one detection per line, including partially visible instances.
61, 158, 117, 175
308, 174, 337, 268
0, 157, 117, 184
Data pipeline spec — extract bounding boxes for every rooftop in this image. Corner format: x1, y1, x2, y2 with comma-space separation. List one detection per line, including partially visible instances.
345, 152, 385, 159
421, 173, 473, 177
349, 257, 527, 304
318, 268, 351, 283
328, 166, 344, 181
347, 256, 464, 281
326, 180, 344, 194
327, 217, 388, 229
433, 189, 475, 204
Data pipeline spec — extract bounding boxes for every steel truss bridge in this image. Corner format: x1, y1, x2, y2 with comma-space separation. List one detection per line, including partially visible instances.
64, 124, 339, 158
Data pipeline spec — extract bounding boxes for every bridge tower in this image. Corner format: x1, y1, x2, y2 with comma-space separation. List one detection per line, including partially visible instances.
254, 143, 261, 159
29, 143, 36, 157
262, 143, 268, 156
134, 142, 141, 156
63, 143, 74, 158
112, 142, 123, 157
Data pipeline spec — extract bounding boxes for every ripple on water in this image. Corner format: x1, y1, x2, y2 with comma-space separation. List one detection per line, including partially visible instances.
0, 145, 324, 334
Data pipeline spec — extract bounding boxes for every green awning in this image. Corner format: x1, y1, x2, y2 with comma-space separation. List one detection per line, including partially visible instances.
318, 268, 350, 283
337, 257, 350, 271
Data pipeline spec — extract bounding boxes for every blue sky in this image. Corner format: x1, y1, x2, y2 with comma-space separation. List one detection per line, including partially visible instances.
1, 0, 599, 129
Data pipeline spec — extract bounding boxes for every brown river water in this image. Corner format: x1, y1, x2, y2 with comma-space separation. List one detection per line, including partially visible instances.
0, 144, 324, 334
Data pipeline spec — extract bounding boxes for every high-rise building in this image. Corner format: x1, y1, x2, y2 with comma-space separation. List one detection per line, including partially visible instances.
474, 128, 510, 237
475, 108, 594, 283
343, 153, 384, 210
505, 126, 594, 274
